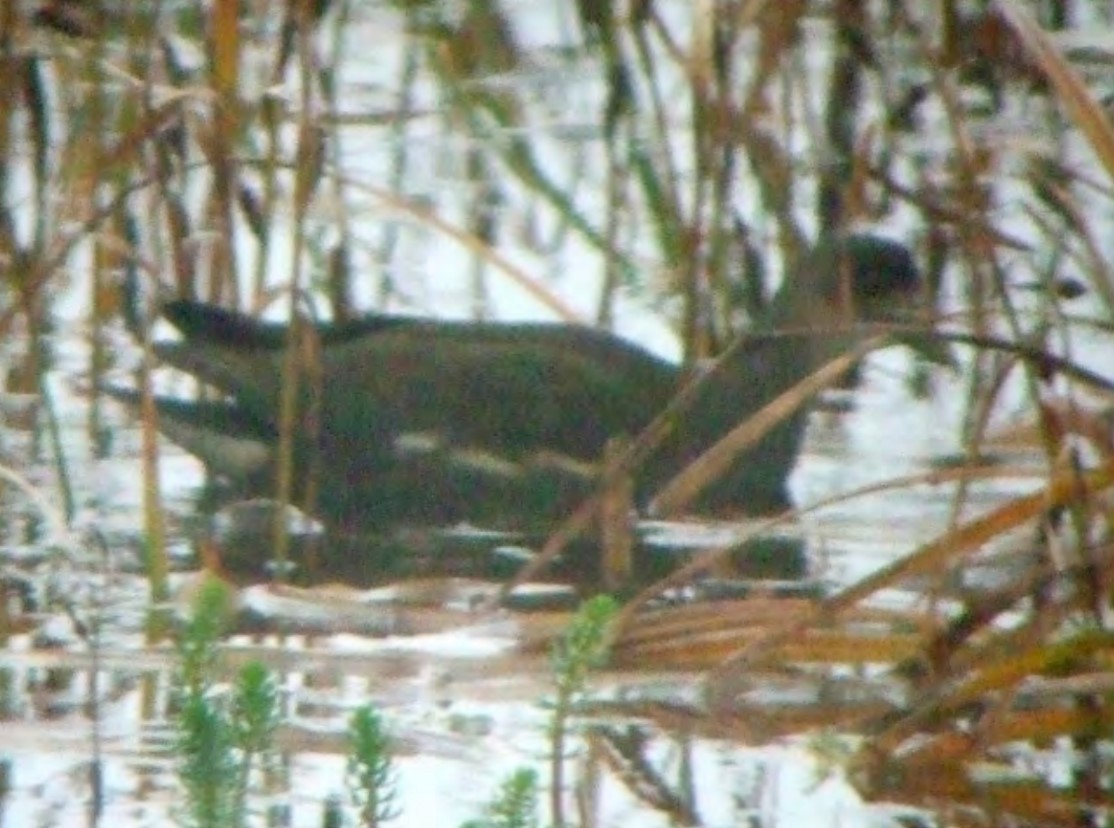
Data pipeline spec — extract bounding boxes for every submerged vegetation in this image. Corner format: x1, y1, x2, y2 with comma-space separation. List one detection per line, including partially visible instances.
3, 0, 1114, 825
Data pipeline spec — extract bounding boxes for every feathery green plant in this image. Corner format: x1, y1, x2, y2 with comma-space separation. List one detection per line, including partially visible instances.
173, 578, 282, 828
346, 705, 401, 827
547, 594, 619, 828
176, 691, 239, 828
459, 768, 539, 828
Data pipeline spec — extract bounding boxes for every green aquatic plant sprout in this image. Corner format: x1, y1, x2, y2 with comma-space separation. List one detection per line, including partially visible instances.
548, 594, 619, 827
173, 579, 282, 828
459, 768, 540, 828
551, 595, 619, 699
347, 705, 401, 827
176, 691, 239, 828
175, 578, 234, 698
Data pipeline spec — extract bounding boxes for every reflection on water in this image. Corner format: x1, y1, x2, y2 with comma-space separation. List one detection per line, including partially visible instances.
5, 319, 1102, 828
0, 340, 995, 825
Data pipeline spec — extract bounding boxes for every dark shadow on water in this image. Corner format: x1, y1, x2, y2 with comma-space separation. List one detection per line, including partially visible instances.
194, 498, 812, 605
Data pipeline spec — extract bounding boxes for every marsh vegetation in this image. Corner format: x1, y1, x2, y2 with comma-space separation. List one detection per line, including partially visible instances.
3, 1, 1114, 825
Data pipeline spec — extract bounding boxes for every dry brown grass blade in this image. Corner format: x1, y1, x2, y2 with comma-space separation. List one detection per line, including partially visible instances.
613, 598, 927, 671
604, 551, 1109, 742
344, 179, 585, 323
583, 693, 898, 744
648, 335, 882, 516
579, 698, 763, 742
923, 544, 1114, 690
994, 1, 1114, 314
491, 331, 870, 600
872, 625, 1114, 757
939, 629, 1114, 717
616, 628, 923, 672
1021, 173, 1114, 317
994, 2, 1114, 186
895, 706, 1114, 768
740, 704, 899, 742
835, 467, 1104, 608
734, 33, 809, 254
133, 298, 170, 637
935, 329, 1114, 394
862, 762, 1113, 827
599, 439, 635, 590
916, 560, 1061, 682
614, 463, 1050, 637
617, 598, 820, 646
210, 0, 241, 122
705, 462, 1114, 711
99, 99, 188, 176
589, 725, 698, 825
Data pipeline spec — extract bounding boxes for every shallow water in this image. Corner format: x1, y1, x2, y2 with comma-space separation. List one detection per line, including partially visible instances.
0, 336, 1054, 827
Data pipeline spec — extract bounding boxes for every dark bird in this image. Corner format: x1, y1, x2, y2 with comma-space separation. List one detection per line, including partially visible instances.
112, 233, 937, 551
